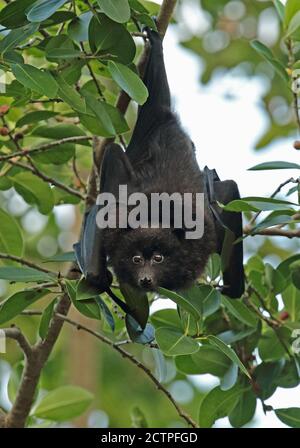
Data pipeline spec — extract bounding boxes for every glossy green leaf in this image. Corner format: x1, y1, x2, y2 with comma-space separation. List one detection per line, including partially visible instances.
0, 0, 36, 28
275, 408, 300, 428
95, 0, 131, 23
26, 0, 69, 23
0, 23, 39, 54
11, 63, 58, 98
32, 385, 93, 421
39, 298, 57, 340
221, 296, 258, 327
65, 280, 101, 320
199, 385, 244, 428
0, 267, 54, 283
54, 74, 86, 113
68, 12, 92, 43
8, 171, 55, 214
208, 335, 251, 378
108, 61, 148, 105
0, 208, 23, 257
0, 289, 49, 324
249, 161, 300, 170
229, 389, 257, 427
175, 345, 231, 377
16, 111, 57, 127
155, 327, 199, 356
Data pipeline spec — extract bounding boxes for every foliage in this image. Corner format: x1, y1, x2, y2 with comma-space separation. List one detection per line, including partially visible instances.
0, 0, 299, 429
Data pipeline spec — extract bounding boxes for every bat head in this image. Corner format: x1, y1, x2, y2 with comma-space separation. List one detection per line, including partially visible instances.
104, 225, 215, 292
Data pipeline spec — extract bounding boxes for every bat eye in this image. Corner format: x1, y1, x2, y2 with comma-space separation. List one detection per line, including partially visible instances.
152, 254, 164, 264
132, 255, 143, 264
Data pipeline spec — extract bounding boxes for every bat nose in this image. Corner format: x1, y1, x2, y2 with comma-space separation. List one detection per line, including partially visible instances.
140, 276, 153, 288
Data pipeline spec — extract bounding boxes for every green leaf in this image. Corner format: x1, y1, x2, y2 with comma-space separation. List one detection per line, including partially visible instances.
0, 0, 37, 28
275, 408, 300, 428
89, 14, 124, 52
229, 389, 257, 427
39, 298, 57, 339
252, 210, 297, 233
282, 285, 300, 321
96, 0, 131, 23
207, 335, 251, 378
220, 364, 239, 394
258, 328, 290, 362
206, 253, 221, 281
254, 361, 283, 400
108, 61, 148, 105
32, 385, 93, 421
26, 0, 69, 23
250, 40, 289, 82
198, 385, 244, 428
65, 280, 101, 320
285, 0, 300, 27
131, 406, 149, 428
45, 48, 82, 59
54, 73, 86, 113
43, 252, 76, 263
0, 289, 49, 324
158, 287, 202, 320
11, 64, 58, 98
68, 12, 92, 43
273, 0, 285, 22
8, 171, 55, 214
221, 296, 258, 328
217, 328, 258, 345
151, 309, 182, 330
16, 111, 57, 127
175, 345, 231, 377
155, 327, 199, 356
0, 208, 23, 257
0, 23, 39, 54
180, 285, 221, 318
84, 94, 116, 136
249, 161, 300, 170
0, 267, 54, 283
286, 10, 300, 37
224, 197, 296, 212
32, 143, 75, 165
76, 277, 99, 301
32, 123, 89, 143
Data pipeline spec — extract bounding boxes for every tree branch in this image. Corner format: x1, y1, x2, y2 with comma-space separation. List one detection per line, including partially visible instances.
0, 253, 56, 275
244, 226, 300, 238
0, 136, 93, 162
2, 327, 33, 359
7, 159, 85, 200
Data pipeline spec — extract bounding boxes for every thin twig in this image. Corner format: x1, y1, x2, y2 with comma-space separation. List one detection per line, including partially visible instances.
2, 327, 33, 359
0, 136, 93, 162
0, 253, 56, 275
7, 159, 85, 200
247, 177, 298, 227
